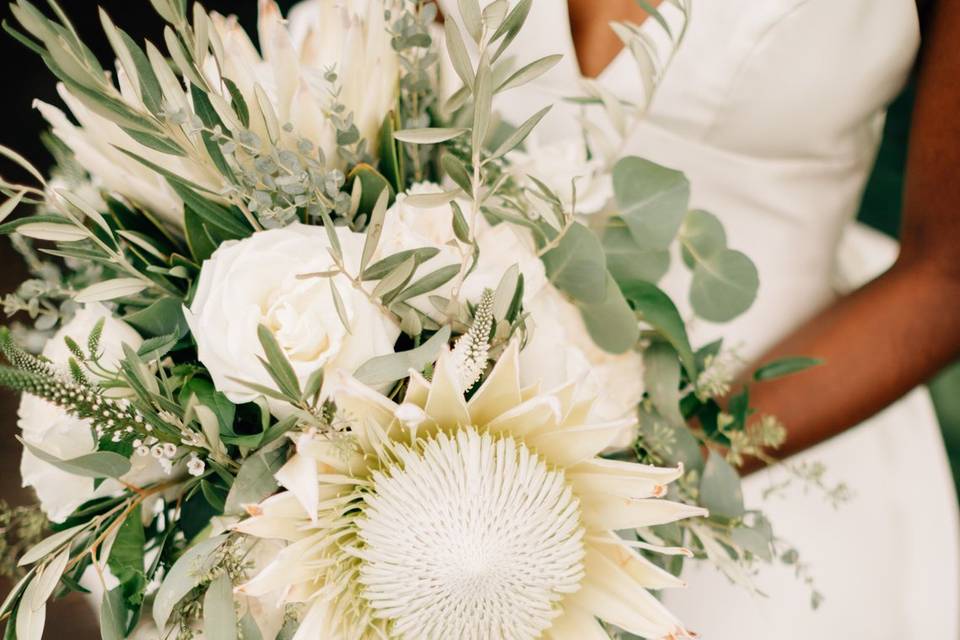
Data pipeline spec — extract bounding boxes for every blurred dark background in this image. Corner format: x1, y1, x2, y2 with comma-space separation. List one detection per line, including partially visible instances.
0, 1, 957, 636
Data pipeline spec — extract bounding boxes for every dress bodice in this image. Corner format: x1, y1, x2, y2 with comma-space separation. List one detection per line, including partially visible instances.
450, 0, 921, 357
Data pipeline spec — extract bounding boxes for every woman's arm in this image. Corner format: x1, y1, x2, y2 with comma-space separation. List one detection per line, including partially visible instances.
740, 0, 960, 463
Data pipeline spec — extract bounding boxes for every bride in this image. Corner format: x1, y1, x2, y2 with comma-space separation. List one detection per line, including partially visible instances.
440, 0, 960, 637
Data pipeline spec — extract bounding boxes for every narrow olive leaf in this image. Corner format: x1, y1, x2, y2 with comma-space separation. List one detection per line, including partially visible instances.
16, 582, 46, 640
149, 0, 178, 23
360, 188, 389, 272
458, 0, 483, 43
317, 209, 343, 261
489, 106, 551, 160
491, 263, 520, 321
302, 368, 325, 402
472, 53, 494, 152
753, 356, 823, 381
402, 189, 462, 209
354, 326, 452, 386
203, 573, 238, 640
223, 77, 250, 128
491, 0, 532, 60
0, 145, 47, 186
441, 154, 472, 195
496, 54, 562, 93
444, 84, 471, 113
16, 222, 87, 242
99, 9, 139, 100
371, 255, 417, 301
192, 2, 210, 61
18, 524, 85, 567
256, 324, 301, 398
75, 278, 148, 303
254, 83, 280, 142
450, 201, 470, 243
482, 0, 509, 32
56, 189, 111, 235
0, 190, 32, 222
392, 264, 460, 305
19, 438, 132, 480
393, 127, 468, 144
146, 41, 189, 114
0, 568, 35, 618
362, 247, 440, 281
329, 280, 352, 334
117, 230, 168, 261
444, 20, 474, 92
118, 30, 164, 115
164, 27, 206, 88
153, 535, 228, 631
29, 547, 70, 610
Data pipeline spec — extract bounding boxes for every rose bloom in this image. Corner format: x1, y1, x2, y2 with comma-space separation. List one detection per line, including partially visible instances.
382, 182, 643, 423
508, 135, 614, 216
186, 224, 400, 413
19, 305, 168, 523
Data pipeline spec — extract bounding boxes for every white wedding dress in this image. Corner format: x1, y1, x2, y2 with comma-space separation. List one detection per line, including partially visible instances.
466, 0, 960, 637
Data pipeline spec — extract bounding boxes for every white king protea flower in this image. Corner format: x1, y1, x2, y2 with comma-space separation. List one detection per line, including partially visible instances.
235, 341, 705, 639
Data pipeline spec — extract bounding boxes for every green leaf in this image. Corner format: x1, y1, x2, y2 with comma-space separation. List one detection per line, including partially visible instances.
731, 523, 774, 562
441, 154, 472, 195
99, 587, 127, 640
639, 406, 704, 472
457, 0, 482, 43
118, 30, 163, 115
443, 19, 474, 91
689, 249, 759, 322
753, 356, 823, 381
620, 280, 696, 378
577, 274, 640, 354
354, 326, 451, 386
541, 223, 608, 304
377, 110, 403, 193
496, 54, 562, 93
699, 451, 745, 518
489, 105, 551, 159
360, 187, 389, 272
643, 341, 683, 426
75, 278, 148, 303
16, 221, 87, 242
106, 504, 146, 611
124, 297, 189, 339
19, 438, 131, 479
393, 127, 468, 144
256, 325, 301, 398
18, 524, 85, 567
490, 0, 532, 60
362, 248, 440, 281
613, 156, 689, 249
603, 221, 670, 285
472, 53, 494, 152
203, 573, 237, 640
222, 77, 249, 128
153, 535, 227, 631
392, 264, 460, 305
348, 163, 395, 215
183, 205, 220, 262
0, 191, 27, 224
223, 446, 285, 516
679, 209, 726, 268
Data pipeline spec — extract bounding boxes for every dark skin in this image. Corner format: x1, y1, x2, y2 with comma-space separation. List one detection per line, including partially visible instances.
568, 0, 960, 470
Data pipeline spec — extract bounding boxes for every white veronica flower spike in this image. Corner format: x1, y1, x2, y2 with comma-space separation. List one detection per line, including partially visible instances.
236, 342, 704, 640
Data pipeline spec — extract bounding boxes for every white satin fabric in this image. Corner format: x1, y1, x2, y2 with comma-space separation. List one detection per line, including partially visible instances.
447, 0, 960, 636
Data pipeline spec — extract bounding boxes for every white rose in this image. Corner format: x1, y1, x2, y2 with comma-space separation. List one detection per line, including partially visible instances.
380, 182, 549, 316
508, 135, 614, 216
19, 304, 168, 523
186, 223, 399, 412
520, 285, 644, 422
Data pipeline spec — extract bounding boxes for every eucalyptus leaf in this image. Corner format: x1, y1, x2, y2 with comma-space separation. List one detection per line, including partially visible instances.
354, 326, 451, 386
700, 451, 745, 518
603, 222, 670, 285
576, 274, 640, 354
689, 249, 759, 322
643, 341, 684, 426
679, 209, 726, 268
202, 573, 238, 640
541, 223, 608, 304
99, 587, 127, 640
153, 535, 227, 631
223, 446, 285, 516
19, 438, 131, 480
613, 156, 689, 249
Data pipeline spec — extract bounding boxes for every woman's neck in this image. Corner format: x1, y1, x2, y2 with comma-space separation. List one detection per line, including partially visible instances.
567, 0, 658, 78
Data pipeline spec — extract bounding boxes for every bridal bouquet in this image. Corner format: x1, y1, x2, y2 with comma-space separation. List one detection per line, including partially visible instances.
0, 0, 819, 638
